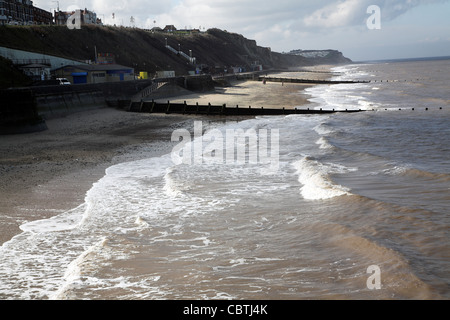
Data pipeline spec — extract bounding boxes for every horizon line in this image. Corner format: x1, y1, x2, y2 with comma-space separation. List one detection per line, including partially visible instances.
353, 55, 450, 64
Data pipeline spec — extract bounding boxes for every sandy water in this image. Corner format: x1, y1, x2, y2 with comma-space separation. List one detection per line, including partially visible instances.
0, 58, 449, 300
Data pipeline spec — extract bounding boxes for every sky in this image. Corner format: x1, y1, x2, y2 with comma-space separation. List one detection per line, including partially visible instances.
34, 0, 450, 61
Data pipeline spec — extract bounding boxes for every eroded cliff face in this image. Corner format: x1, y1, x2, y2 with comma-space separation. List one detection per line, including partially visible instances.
0, 25, 352, 76
198, 29, 352, 69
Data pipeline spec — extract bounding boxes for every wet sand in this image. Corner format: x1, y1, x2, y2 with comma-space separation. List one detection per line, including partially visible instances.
0, 108, 194, 245
0, 67, 333, 245
156, 69, 334, 108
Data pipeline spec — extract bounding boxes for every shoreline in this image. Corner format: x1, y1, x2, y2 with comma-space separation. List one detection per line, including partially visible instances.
159, 68, 334, 108
0, 108, 199, 245
0, 67, 333, 246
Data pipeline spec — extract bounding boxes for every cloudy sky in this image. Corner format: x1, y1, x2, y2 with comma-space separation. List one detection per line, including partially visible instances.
34, 0, 450, 61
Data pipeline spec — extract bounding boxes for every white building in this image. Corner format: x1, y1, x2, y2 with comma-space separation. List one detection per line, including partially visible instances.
54, 8, 101, 26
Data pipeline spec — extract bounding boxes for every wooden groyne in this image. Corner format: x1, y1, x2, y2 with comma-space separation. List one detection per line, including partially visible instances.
259, 77, 370, 85
125, 100, 364, 116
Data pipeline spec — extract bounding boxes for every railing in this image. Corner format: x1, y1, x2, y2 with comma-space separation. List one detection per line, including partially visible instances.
165, 45, 178, 54
165, 45, 196, 64
132, 81, 168, 101
12, 58, 51, 66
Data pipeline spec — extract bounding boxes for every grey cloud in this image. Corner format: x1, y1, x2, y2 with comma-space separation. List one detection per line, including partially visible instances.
302, 0, 449, 29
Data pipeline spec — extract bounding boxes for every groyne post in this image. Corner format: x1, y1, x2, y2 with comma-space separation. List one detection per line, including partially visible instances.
151, 99, 156, 113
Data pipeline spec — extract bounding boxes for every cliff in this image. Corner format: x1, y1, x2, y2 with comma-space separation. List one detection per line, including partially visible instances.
0, 25, 351, 77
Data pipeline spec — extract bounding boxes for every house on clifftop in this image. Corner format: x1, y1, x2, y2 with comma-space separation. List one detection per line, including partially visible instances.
163, 25, 177, 33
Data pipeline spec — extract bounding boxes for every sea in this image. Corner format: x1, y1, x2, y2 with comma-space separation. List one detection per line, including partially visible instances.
0, 57, 449, 300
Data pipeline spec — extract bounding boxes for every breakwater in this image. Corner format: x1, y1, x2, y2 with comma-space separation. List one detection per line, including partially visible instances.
125, 100, 364, 116
259, 76, 370, 84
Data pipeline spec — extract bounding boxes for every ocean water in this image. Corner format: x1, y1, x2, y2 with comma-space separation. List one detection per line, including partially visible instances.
0, 58, 449, 300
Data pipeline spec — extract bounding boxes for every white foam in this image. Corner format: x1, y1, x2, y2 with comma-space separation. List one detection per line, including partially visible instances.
304, 64, 382, 111
357, 99, 379, 110
331, 64, 372, 81
0, 114, 361, 299
382, 165, 409, 176
316, 137, 334, 150
313, 122, 335, 136
135, 216, 149, 227
0, 151, 180, 299
230, 258, 249, 267
0, 227, 91, 299
305, 83, 371, 111
20, 204, 86, 233
163, 167, 185, 197
293, 156, 352, 200
50, 237, 111, 300
105, 155, 170, 179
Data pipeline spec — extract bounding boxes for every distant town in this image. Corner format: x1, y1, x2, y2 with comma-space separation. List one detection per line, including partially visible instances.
1, 1, 266, 84
0, 0, 350, 88
2, 0, 69, 26
0, 0, 202, 34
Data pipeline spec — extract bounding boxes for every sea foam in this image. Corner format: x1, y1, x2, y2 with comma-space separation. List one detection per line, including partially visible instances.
293, 156, 352, 200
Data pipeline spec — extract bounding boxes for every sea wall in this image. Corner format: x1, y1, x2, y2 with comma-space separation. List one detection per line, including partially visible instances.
1, 74, 216, 133
0, 89, 47, 134
35, 90, 105, 118
27, 77, 204, 118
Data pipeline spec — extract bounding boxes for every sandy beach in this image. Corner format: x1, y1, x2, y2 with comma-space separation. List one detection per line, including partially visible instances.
157, 69, 334, 108
0, 68, 332, 246
0, 108, 197, 245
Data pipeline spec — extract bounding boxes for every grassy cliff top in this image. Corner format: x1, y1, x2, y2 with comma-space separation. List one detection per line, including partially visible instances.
0, 25, 351, 76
